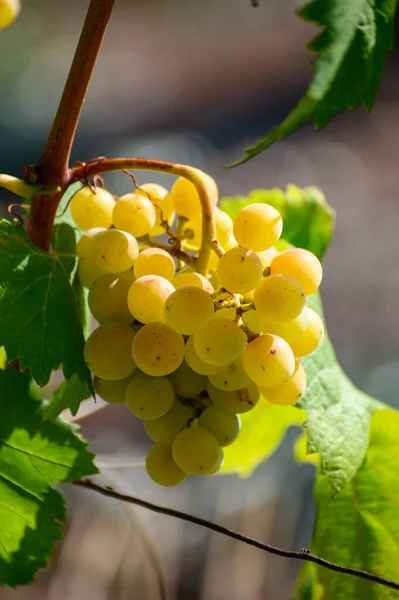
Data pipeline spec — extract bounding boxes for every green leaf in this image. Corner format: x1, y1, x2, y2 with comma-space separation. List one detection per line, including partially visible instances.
0, 220, 93, 398
292, 563, 325, 600
311, 409, 399, 599
299, 295, 383, 495
0, 368, 97, 586
42, 374, 92, 420
219, 184, 335, 260
52, 222, 77, 278
222, 400, 305, 477
231, 0, 396, 165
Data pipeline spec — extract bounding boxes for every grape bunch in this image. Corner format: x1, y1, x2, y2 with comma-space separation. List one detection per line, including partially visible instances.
71, 172, 324, 487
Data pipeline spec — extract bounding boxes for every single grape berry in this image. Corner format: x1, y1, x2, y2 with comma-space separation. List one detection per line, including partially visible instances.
126, 373, 175, 420
260, 360, 306, 406
134, 248, 176, 281
146, 443, 187, 487
172, 427, 221, 474
164, 286, 214, 335
270, 248, 323, 296
132, 322, 185, 376
254, 274, 306, 323
242, 334, 295, 388
112, 193, 156, 238
194, 317, 247, 366
84, 323, 137, 381
70, 186, 115, 230
217, 246, 263, 295
233, 203, 283, 252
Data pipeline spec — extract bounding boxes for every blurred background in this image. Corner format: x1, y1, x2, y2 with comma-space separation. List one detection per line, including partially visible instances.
1, 0, 399, 598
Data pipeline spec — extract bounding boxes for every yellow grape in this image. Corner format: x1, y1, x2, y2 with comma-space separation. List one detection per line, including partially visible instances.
126, 372, 175, 420
93, 375, 132, 404
146, 443, 187, 487
132, 322, 185, 376
242, 309, 262, 334
261, 308, 309, 344
164, 286, 214, 335
256, 246, 279, 268
112, 193, 156, 237
214, 307, 236, 321
0, 0, 20, 29
171, 171, 218, 219
204, 448, 224, 475
70, 186, 115, 230
172, 427, 221, 474
181, 207, 233, 251
184, 336, 225, 376
144, 402, 193, 443
242, 334, 295, 388
260, 360, 306, 406
215, 208, 234, 247
233, 203, 283, 252
207, 380, 260, 414
289, 307, 324, 356
181, 216, 202, 251
78, 257, 105, 288
208, 355, 249, 392
172, 270, 213, 292
168, 361, 207, 398
76, 228, 105, 259
136, 183, 175, 236
84, 323, 136, 380
198, 405, 240, 447
209, 233, 237, 271
134, 248, 175, 281
270, 248, 323, 295
217, 246, 263, 294
91, 229, 139, 273
88, 270, 135, 324
254, 274, 305, 323
127, 275, 174, 324
194, 317, 247, 366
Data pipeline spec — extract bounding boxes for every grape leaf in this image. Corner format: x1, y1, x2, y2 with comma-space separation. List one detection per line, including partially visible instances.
42, 374, 92, 420
292, 563, 325, 600
0, 220, 93, 397
310, 409, 399, 599
230, 0, 396, 165
52, 222, 77, 278
222, 400, 305, 476
0, 368, 97, 586
219, 184, 335, 260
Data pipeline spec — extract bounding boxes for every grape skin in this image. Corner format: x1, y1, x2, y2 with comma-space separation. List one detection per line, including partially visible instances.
132, 322, 185, 376
164, 286, 215, 335
260, 360, 306, 406
134, 248, 176, 281
168, 361, 207, 398
84, 323, 137, 381
242, 334, 295, 388
144, 402, 193, 443
126, 372, 175, 420
207, 381, 260, 414
76, 228, 105, 259
172, 427, 221, 474
217, 246, 263, 294
270, 248, 323, 296
78, 257, 105, 288
289, 307, 324, 357
0, 0, 20, 28
70, 186, 115, 231
91, 229, 139, 273
254, 274, 306, 323
184, 336, 225, 376
171, 172, 218, 219
208, 355, 249, 392
127, 275, 175, 324
146, 443, 187, 487
194, 317, 247, 366
172, 270, 214, 293
93, 375, 132, 404
199, 406, 240, 446
88, 270, 135, 324
261, 309, 309, 344
204, 448, 225, 475
233, 203, 283, 252
136, 183, 175, 236
112, 193, 156, 237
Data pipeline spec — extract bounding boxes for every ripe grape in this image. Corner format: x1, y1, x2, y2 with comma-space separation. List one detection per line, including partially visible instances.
256, 247, 279, 268
112, 193, 156, 237
207, 381, 260, 414
171, 172, 218, 219
84, 323, 136, 380
93, 375, 132, 404
91, 229, 139, 273
172, 270, 213, 292
172, 427, 221, 474
168, 361, 207, 398
209, 234, 237, 271
76, 228, 105, 259
261, 309, 309, 344
181, 208, 233, 251
127, 275, 174, 324
242, 309, 262, 334
214, 307, 236, 321
136, 183, 174, 236
208, 355, 249, 392
70, 186, 115, 230
88, 270, 135, 324
198, 406, 240, 446
0, 0, 20, 29
146, 443, 187, 487
204, 448, 224, 475
126, 372, 175, 420
289, 307, 324, 356
134, 248, 176, 281
164, 286, 214, 335
242, 334, 295, 388
194, 317, 247, 366
215, 208, 234, 247
78, 257, 105, 288
260, 360, 306, 406
233, 203, 283, 252
270, 248, 323, 295
217, 246, 263, 294
254, 274, 305, 323
132, 322, 185, 376
144, 402, 193, 443
184, 336, 225, 376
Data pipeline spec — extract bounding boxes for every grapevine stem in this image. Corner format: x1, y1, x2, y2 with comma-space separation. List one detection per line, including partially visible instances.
140, 235, 196, 267
72, 479, 399, 592
71, 158, 217, 275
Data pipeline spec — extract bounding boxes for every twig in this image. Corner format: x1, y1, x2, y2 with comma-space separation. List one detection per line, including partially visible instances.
140, 235, 196, 267
72, 479, 399, 592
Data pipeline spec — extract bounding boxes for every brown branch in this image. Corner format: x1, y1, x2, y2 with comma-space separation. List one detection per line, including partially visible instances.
28, 0, 115, 250
72, 479, 399, 592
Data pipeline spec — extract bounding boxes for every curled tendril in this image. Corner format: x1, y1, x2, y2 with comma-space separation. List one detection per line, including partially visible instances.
7, 203, 27, 228
71, 157, 107, 193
